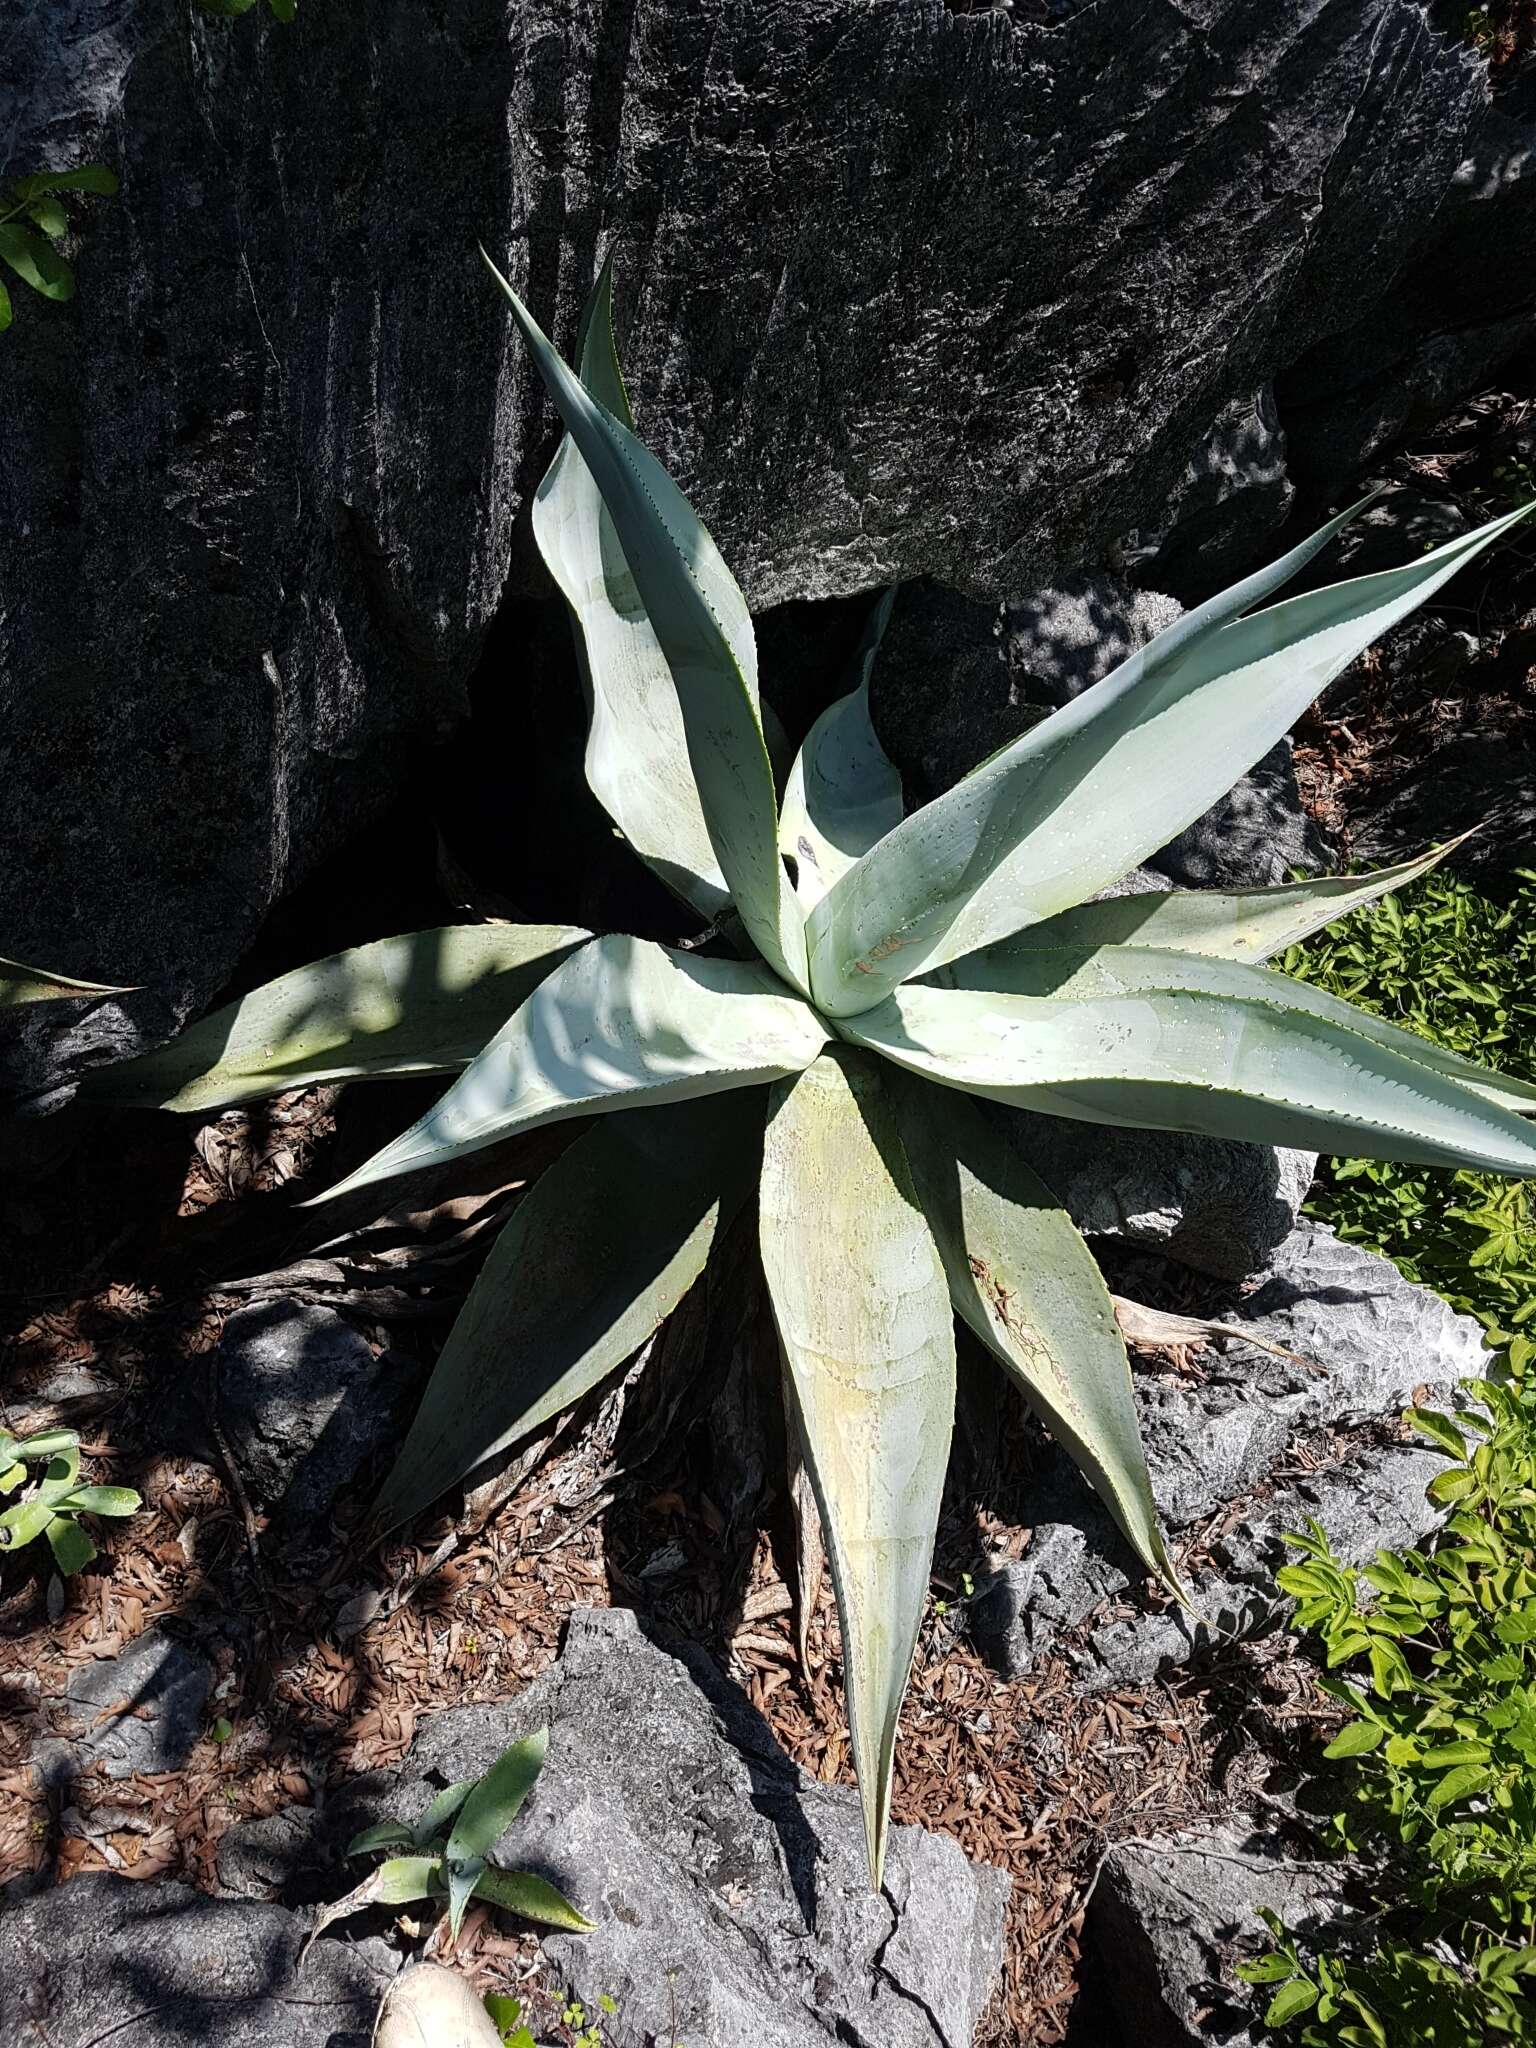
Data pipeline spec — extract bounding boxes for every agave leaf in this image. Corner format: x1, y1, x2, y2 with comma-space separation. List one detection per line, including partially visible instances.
446, 1855, 486, 1941
0, 1494, 61, 1551
369, 1094, 756, 1532
892, 1078, 1177, 1591
10, 1429, 80, 1462
313, 936, 824, 1207
939, 941, 1536, 1116
846, 980, 1536, 1177
82, 925, 588, 1113
808, 499, 1534, 1017
1006, 840, 1468, 965
54, 1486, 141, 1517
759, 1049, 956, 1889
448, 1730, 548, 1868
346, 1820, 416, 1858
473, 1864, 594, 1932
413, 1780, 474, 1849
533, 262, 729, 919
780, 590, 904, 912
45, 1516, 96, 1576
302, 1854, 441, 1964
0, 956, 132, 1007
485, 250, 808, 992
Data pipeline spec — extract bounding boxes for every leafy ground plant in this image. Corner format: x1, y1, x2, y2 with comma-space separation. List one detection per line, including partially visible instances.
0, 1428, 140, 1576
0, 165, 117, 335
1285, 868, 1536, 1369
1238, 1383, 1536, 2042
89, 254, 1536, 1887
307, 1725, 592, 1957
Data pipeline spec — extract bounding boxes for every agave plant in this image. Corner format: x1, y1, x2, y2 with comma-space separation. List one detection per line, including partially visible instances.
308, 1725, 591, 1957
0, 1427, 141, 1576
90, 257, 1536, 1889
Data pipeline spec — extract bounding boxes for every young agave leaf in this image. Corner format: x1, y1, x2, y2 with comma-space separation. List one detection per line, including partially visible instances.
345, 1819, 416, 1857
759, 1049, 956, 1889
779, 589, 904, 912
313, 935, 825, 1206
484, 251, 809, 993
472, 1864, 594, 1932
302, 1854, 441, 1962
846, 981, 1536, 1177
55, 1486, 141, 1517
891, 1078, 1179, 1595
369, 1094, 757, 1532
448, 1730, 549, 1863
45, 1516, 96, 1576
533, 263, 729, 920
0, 956, 131, 1008
1001, 840, 1466, 965
807, 499, 1534, 1017
82, 924, 587, 1112
0, 223, 75, 299
446, 1855, 485, 1942
939, 941, 1536, 1116
413, 1779, 474, 1848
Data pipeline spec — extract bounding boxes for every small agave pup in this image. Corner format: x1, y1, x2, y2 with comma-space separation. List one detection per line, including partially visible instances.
93, 257, 1536, 1890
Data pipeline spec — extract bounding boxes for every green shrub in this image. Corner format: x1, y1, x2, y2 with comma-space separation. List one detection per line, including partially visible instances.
1284, 869, 1536, 1373
1243, 872, 1536, 2041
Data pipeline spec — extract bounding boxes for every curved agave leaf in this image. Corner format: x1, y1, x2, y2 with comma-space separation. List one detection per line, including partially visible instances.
485, 252, 808, 993
1005, 840, 1467, 965
846, 980, 1536, 1177
533, 263, 728, 919
759, 1049, 956, 1889
1, 955, 132, 1007
471, 1864, 594, 1933
890, 1077, 1178, 1594
780, 589, 904, 912
82, 925, 588, 1113
314, 936, 822, 1206
369, 1095, 757, 1531
448, 1729, 548, 1865
808, 499, 1534, 1017
302, 1855, 441, 1963
939, 941, 1536, 1117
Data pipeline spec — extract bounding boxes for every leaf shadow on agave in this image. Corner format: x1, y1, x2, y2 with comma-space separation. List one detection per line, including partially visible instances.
88, 249, 1536, 1893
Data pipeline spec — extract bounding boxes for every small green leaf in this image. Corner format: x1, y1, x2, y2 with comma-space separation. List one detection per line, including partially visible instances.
267, 0, 297, 17
1265, 1977, 1319, 2026
210, 1717, 234, 1744
1408, 1408, 1470, 1458
1323, 1719, 1385, 1759
0, 279, 10, 330
45, 1516, 95, 1576
1426, 1762, 1490, 1809
25, 197, 67, 239
1239, 1954, 1299, 1984
0, 224, 75, 300
13, 165, 119, 197
483, 1994, 522, 2040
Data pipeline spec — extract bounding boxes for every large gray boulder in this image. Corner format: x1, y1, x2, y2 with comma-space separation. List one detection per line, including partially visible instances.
970, 1221, 1486, 1686
226, 1606, 1010, 2048
1085, 1821, 1351, 2048
0, 1874, 394, 2048
0, 0, 1495, 1086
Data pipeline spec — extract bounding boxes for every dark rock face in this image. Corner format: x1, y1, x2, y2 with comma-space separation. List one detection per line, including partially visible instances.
0, 1874, 393, 2048
1352, 734, 1536, 892
1281, 71, 1536, 499
0, 1, 1494, 1085
1126, 386, 1296, 606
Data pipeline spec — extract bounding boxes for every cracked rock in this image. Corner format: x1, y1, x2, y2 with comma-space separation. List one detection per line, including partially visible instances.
1085, 1819, 1351, 2048
0, 1873, 393, 2048
297, 1607, 1007, 2048
971, 1222, 1485, 1685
